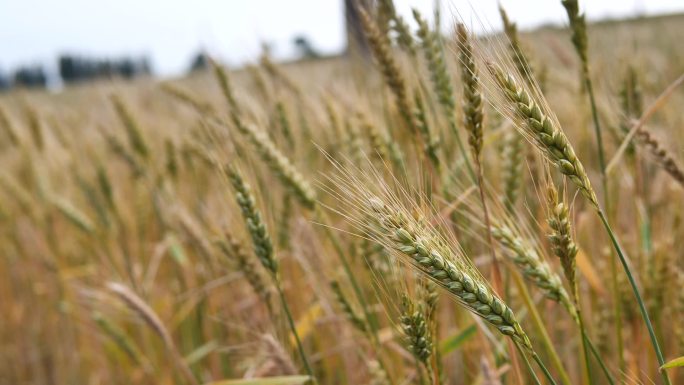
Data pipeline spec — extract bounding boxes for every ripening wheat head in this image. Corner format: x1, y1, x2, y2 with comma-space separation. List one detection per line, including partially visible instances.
450, 23, 599, 208
320, 157, 532, 350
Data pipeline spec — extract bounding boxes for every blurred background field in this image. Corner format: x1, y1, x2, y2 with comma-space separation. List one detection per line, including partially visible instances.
0, 2, 683, 385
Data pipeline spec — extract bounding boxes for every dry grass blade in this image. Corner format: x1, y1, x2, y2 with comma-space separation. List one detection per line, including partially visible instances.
608, 72, 684, 173
107, 282, 198, 385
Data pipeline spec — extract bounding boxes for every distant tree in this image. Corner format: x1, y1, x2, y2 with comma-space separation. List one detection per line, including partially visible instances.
189, 51, 210, 73
59, 54, 152, 84
0, 71, 10, 91
293, 35, 320, 59
13, 66, 47, 88
118, 59, 135, 79
59, 55, 79, 82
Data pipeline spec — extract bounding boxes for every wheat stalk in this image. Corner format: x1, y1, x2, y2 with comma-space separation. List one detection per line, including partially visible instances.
413, 9, 453, 120
110, 95, 149, 160
0, 104, 20, 146
356, 111, 389, 162
92, 311, 151, 373
377, 0, 415, 56
104, 132, 145, 178
413, 90, 440, 168
330, 279, 367, 334
22, 104, 44, 152
160, 82, 215, 114
457, 24, 484, 163
633, 126, 684, 187
226, 166, 315, 380
50, 196, 96, 235
358, 7, 415, 134
275, 101, 295, 148
498, 6, 535, 83
560, 0, 589, 74
501, 127, 524, 212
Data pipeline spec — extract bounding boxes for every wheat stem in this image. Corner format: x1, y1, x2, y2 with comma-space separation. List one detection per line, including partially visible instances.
275, 280, 316, 382
514, 341, 543, 385
531, 352, 559, 385
597, 209, 670, 385
510, 269, 572, 385
227, 167, 315, 380
316, 207, 379, 341
413, 9, 475, 181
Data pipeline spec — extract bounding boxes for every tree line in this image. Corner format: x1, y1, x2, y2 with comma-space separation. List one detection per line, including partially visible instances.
0, 54, 152, 91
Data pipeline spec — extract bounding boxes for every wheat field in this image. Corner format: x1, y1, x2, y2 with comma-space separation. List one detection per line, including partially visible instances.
1, 2, 683, 385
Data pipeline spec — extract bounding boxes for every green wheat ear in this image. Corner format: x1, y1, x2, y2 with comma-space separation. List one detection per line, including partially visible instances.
457, 23, 484, 163
217, 233, 271, 301
399, 294, 433, 366
367, 196, 533, 351
501, 127, 524, 212
546, 185, 578, 294
110, 95, 149, 160
226, 166, 277, 275
486, 63, 598, 207
492, 224, 576, 319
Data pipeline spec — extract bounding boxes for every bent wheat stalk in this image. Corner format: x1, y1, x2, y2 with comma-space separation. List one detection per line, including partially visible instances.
107, 282, 197, 385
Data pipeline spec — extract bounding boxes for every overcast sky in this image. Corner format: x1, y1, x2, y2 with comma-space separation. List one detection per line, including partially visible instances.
1, 0, 682, 77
